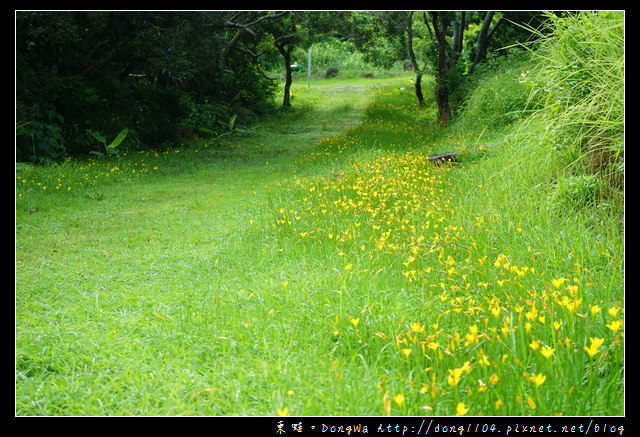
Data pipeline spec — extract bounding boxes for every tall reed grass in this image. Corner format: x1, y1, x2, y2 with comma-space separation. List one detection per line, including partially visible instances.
521, 11, 624, 211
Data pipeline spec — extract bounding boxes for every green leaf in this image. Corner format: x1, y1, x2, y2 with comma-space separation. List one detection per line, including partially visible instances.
228, 114, 238, 131
88, 130, 107, 145
107, 128, 128, 150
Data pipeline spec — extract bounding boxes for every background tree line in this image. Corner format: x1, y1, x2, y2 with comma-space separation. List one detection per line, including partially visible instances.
16, 10, 546, 163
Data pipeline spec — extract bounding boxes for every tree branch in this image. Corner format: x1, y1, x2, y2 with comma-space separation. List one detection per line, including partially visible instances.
222, 11, 293, 58
224, 11, 290, 30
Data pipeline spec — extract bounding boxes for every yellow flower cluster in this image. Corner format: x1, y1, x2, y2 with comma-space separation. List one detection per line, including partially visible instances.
273, 141, 623, 416
16, 148, 168, 198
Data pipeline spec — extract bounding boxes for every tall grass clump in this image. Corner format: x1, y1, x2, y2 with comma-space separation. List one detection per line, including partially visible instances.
522, 11, 624, 213
455, 51, 542, 133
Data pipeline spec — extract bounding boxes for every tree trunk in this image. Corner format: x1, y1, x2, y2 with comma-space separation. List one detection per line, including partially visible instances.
406, 12, 425, 106
277, 42, 293, 107
471, 11, 503, 72
282, 61, 292, 107
414, 73, 425, 106
434, 86, 452, 124
451, 11, 465, 54
430, 12, 453, 124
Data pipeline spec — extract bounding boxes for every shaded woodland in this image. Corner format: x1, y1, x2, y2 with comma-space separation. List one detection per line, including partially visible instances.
16, 11, 549, 162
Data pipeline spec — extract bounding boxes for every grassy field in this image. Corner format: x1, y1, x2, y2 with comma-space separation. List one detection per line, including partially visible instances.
16, 68, 623, 416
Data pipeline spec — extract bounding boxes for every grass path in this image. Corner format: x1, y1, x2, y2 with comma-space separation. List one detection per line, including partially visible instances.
16, 78, 623, 417
16, 80, 395, 415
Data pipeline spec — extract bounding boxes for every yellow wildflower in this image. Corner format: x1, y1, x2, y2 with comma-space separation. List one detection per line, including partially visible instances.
606, 319, 622, 333
393, 394, 405, 407
540, 346, 555, 359
455, 402, 469, 416
608, 307, 620, 318
479, 354, 490, 367
447, 368, 463, 387
465, 325, 479, 345
494, 254, 508, 268
584, 337, 605, 358
529, 339, 541, 351
532, 373, 546, 387
478, 379, 487, 392
277, 407, 289, 416
564, 297, 582, 313
426, 341, 439, 351
409, 322, 425, 334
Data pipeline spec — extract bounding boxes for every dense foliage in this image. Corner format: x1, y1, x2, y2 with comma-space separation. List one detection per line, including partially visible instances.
16, 11, 551, 163
16, 11, 279, 162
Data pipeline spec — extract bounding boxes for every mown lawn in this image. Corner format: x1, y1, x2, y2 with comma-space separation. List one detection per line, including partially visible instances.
15, 76, 623, 416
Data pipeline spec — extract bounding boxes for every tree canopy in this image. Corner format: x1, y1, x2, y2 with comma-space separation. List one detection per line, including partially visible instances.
16, 11, 280, 161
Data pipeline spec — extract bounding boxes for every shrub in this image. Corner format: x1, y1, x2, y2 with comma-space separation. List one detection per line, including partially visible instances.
182, 100, 230, 137
16, 117, 66, 163
522, 11, 624, 213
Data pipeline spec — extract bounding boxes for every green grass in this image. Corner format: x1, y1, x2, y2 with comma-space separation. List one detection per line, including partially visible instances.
15, 77, 411, 416
16, 36, 623, 417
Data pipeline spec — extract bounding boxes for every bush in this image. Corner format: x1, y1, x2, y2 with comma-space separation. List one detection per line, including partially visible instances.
183, 100, 230, 137
15, 12, 280, 161
16, 120, 66, 163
